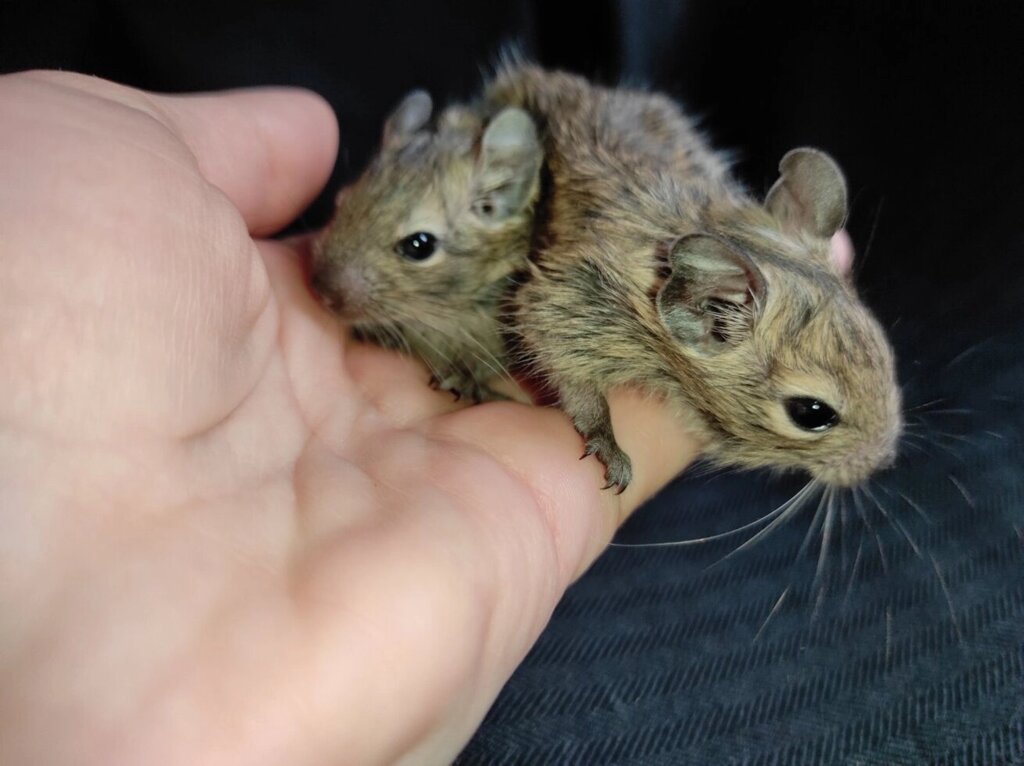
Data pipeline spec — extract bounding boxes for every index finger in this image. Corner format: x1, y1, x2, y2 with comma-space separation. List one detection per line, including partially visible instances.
157, 88, 340, 236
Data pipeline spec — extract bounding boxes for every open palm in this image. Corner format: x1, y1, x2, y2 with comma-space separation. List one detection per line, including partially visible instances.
0, 71, 697, 765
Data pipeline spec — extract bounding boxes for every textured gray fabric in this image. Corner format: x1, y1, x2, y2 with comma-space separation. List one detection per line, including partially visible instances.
458, 319, 1024, 764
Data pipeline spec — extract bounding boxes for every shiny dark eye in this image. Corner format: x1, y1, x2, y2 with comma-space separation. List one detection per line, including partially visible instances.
396, 232, 438, 261
785, 397, 840, 432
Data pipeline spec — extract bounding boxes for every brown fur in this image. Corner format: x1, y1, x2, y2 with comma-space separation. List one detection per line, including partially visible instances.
311, 99, 541, 401
484, 64, 902, 489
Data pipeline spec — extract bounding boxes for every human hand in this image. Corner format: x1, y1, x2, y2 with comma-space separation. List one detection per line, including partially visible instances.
0, 71, 699, 765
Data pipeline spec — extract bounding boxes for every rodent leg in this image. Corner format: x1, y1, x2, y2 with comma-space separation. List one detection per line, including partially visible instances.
429, 368, 509, 404
560, 381, 633, 493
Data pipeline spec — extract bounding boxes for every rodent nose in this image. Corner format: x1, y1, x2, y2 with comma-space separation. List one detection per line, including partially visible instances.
879, 445, 898, 471
310, 270, 346, 313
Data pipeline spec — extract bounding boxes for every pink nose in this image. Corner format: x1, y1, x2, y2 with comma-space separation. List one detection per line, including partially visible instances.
310, 265, 371, 319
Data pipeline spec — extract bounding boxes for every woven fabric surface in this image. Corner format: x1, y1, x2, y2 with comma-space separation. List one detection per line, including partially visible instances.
458, 315, 1024, 764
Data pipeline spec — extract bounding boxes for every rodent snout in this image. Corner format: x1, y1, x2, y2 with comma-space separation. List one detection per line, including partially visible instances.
309, 268, 350, 315
309, 264, 370, 319
816, 437, 900, 488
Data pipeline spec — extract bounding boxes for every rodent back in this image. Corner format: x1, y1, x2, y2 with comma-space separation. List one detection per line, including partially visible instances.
490, 66, 901, 487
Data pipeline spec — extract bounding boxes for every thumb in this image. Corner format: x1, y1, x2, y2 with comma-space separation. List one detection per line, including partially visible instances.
156, 87, 339, 236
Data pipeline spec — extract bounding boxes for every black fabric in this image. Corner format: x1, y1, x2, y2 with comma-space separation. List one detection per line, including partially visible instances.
2, 2, 1022, 762
457, 318, 1024, 764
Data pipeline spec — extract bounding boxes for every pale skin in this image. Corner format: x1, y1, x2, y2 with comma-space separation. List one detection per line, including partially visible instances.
0, 71, 850, 765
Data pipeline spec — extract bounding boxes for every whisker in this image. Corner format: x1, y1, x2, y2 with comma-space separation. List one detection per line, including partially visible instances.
900, 440, 929, 458
752, 586, 791, 644
390, 315, 458, 372
929, 553, 966, 650
810, 579, 830, 625
944, 337, 992, 370
924, 429, 987, 449
609, 479, 815, 549
378, 320, 415, 359
815, 486, 838, 586
947, 475, 976, 510
701, 482, 821, 571
906, 397, 947, 413
863, 483, 923, 561
839, 487, 850, 573
842, 535, 865, 612
903, 433, 966, 462
852, 487, 889, 575
796, 484, 830, 560
889, 486, 933, 525
854, 195, 884, 279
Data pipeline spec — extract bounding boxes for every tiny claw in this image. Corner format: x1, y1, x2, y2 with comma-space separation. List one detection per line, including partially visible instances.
615, 483, 627, 496
601, 481, 616, 491
580, 453, 589, 461
451, 390, 462, 402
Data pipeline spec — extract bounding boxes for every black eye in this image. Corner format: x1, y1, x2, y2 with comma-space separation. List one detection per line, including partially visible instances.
396, 232, 438, 261
785, 397, 840, 432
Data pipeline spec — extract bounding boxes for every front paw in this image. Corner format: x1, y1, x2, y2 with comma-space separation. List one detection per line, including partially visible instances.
581, 436, 633, 493
429, 371, 504, 404
429, 371, 465, 401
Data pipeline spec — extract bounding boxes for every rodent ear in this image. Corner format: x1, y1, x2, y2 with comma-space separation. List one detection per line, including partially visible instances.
471, 108, 542, 222
657, 234, 765, 354
765, 148, 848, 238
383, 90, 433, 149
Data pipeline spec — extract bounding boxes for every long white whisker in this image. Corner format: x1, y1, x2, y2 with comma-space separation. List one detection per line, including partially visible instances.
842, 535, 865, 612
927, 430, 987, 449
701, 482, 821, 571
947, 475, 977, 510
883, 486, 933, 525
900, 440, 929, 457
839, 487, 850, 573
752, 586, 791, 644
389, 313, 457, 368
453, 325, 513, 380
815, 486, 838, 585
853, 487, 888, 575
903, 434, 965, 462
796, 485, 829, 560
863, 483, 923, 561
944, 338, 992, 369
609, 480, 815, 549
929, 553, 966, 649
906, 397, 946, 413
914, 408, 975, 416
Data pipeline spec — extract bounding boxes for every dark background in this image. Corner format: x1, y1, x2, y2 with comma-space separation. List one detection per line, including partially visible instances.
3, 1, 1022, 763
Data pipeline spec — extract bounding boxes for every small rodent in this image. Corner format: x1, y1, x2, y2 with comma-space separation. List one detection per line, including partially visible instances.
484, 63, 902, 491
311, 90, 542, 402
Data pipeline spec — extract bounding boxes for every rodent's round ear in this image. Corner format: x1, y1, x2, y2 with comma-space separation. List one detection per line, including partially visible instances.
765, 148, 848, 238
471, 108, 542, 223
481, 108, 538, 152
657, 234, 765, 355
383, 90, 433, 149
